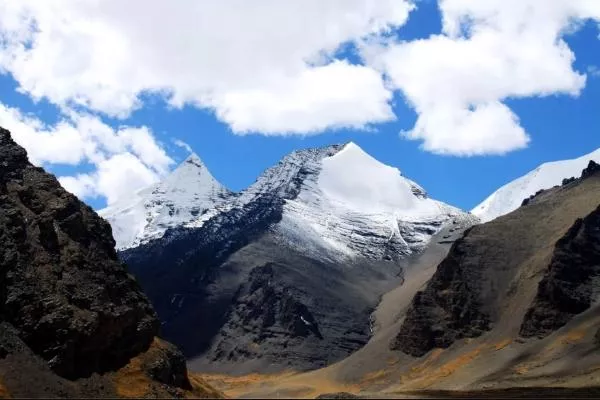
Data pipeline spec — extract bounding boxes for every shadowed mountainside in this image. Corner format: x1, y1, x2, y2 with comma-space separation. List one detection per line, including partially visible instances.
0, 126, 221, 398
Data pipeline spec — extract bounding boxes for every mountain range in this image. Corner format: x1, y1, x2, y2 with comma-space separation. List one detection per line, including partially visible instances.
105, 142, 476, 374
101, 140, 600, 381
2, 120, 600, 398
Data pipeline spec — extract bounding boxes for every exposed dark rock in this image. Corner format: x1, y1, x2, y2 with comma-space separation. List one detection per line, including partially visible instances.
208, 263, 324, 364
520, 204, 600, 338
0, 127, 159, 379
582, 160, 600, 179
120, 194, 286, 359
390, 230, 491, 357
0, 126, 217, 398
521, 189, 545, 206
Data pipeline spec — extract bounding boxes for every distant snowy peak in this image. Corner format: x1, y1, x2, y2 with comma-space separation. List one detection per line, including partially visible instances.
472, 147, 600, 223
100, 152, 234, 250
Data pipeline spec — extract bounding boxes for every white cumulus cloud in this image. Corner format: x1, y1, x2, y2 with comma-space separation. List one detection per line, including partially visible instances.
0, 0, 413, 133
364, 0, 600, 155
0, 102, 173, 205
1, 0, 600, 160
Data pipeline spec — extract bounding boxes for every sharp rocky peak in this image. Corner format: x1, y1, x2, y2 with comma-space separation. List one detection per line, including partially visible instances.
100, 151, 233, 250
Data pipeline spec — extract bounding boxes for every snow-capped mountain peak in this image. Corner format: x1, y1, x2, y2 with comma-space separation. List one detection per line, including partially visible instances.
105, 142, 476, 259
250, 141, 476, 261
472, 147, 600, 223
100, 152, 233, 249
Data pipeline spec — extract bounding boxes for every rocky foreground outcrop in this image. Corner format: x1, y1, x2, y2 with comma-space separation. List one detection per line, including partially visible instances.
0, 127, 220, 398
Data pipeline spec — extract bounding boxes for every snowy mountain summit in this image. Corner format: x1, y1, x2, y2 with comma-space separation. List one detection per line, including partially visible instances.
100, 153, 234, 249
472, 147, 600, 223
256, 142, 476, 261
104, 142, 476, 260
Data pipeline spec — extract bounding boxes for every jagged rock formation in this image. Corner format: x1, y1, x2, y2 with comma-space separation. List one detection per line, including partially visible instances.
393, 159, 600, 357
0, 126, 220, 398
119, 142, 475, 373
520, 202, 600, 338
390, 229, 491, 356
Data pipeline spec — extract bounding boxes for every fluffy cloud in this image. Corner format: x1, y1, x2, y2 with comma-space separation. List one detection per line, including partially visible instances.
0, 0, 413, 133
365, 0, 600, 155
0, 103, 173, 204
1, 0, 600, 158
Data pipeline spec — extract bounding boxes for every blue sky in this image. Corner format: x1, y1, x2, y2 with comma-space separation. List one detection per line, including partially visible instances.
0, 0, 598, 212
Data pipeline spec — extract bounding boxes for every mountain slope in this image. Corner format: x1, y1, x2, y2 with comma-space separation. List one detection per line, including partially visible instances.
0, 126, 220, 398
100, 153, 234, 250
120, 142, 476, 374
472, 147, 600, 222
205, 161, 600, 399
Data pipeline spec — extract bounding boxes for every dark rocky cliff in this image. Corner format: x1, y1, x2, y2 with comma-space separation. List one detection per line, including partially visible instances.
0, 126, 219, 398
520, 202, 600, 338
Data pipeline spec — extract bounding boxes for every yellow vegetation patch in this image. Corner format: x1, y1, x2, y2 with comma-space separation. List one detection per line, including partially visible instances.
398, 346, 484, 390
114, 338, 225, 399
114, 354, 152, 398
559, 329, 586, 345
544, 328, 589, 354
493, 338, 512, 351
360, 369, 389, 385
187, 374, 227, 399
0, 378, 10, 399
434, 345, 484, 379
514, 364, 531, 375
201, 371, 296, 397
201, 370, 362, 399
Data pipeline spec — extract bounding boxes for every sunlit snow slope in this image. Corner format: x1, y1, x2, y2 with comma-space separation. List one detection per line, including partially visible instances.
473, 147, 600, 223
100, 153, 234, 249
261, 142, 477, 261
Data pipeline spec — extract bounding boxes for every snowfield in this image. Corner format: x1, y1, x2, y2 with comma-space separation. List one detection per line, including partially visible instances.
473, 147, 600, 223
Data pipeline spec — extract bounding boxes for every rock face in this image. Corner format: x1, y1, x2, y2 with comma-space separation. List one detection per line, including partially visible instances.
393, 160, 600, 357
0, 126, 216, 397
520, 203, 600, 338
390, 229, 491, 356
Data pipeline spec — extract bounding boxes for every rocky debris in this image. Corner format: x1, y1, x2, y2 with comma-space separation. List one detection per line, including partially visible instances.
520, 204, 600, 338
120, 193, 286, 358
0, 126, 217, 397
390, 230, 491, 357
